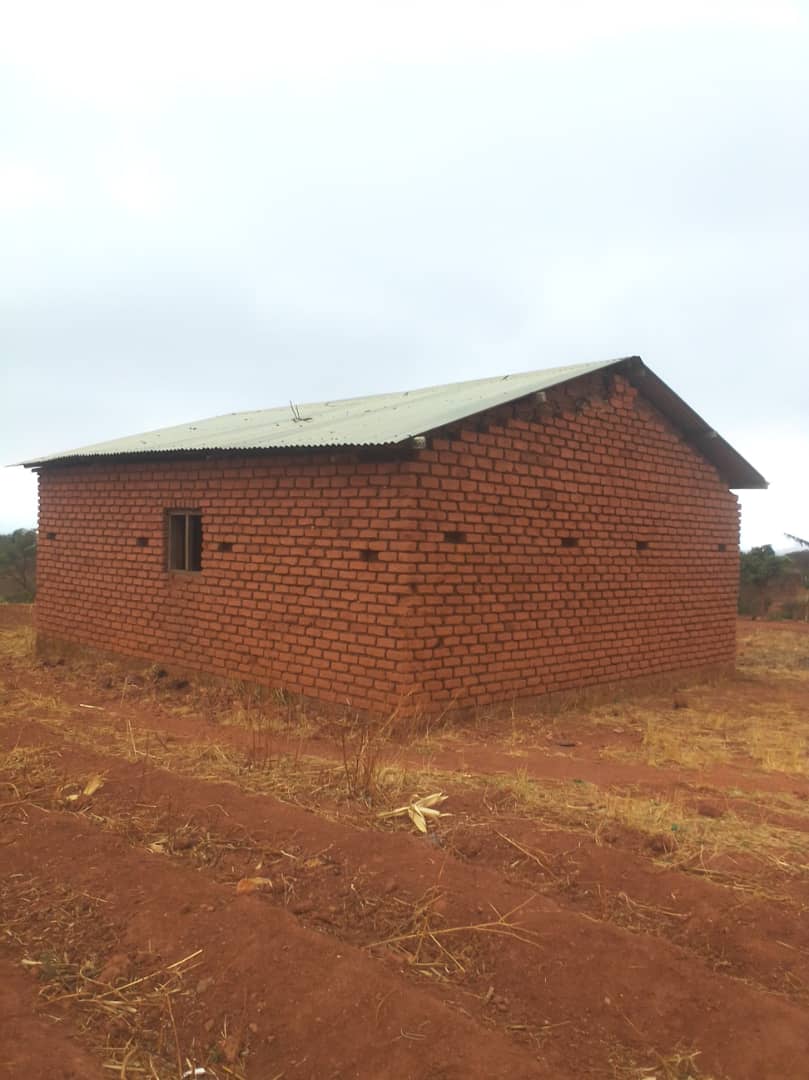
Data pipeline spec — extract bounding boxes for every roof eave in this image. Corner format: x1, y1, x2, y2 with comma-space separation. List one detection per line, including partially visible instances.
620, 360, 767, 489
17, 356, 767, 489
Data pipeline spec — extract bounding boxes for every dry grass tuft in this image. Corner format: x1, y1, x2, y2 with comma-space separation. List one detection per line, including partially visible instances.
0, 744, 60, 811
635, 699, 809, 776
0, 624, 35, 661
338, 713, 410, 803
482, 770, 809, 895
737, 626, 809, 680
1, 684, 427, 825
366, 887, 540, 980
0, 874, 231, 1079
613, 1047, 717, 1080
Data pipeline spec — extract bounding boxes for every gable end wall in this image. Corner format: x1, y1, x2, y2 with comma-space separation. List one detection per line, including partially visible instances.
396, 372, 740, 709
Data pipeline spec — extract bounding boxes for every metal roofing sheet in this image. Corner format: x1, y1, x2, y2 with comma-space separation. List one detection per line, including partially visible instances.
19, 359, 617, 464
17, 356, 767, 488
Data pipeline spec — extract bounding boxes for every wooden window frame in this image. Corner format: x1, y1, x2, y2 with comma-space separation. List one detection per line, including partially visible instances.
167, 510, 203, 572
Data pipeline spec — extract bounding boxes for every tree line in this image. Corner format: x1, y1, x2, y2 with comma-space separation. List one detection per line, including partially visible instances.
740, 537, 809, 619
0, 529, 37, 602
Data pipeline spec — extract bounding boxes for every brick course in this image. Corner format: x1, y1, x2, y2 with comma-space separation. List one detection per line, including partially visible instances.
35, 373, 740, 714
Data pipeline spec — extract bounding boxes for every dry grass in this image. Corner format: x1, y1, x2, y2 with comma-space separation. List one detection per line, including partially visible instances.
186, 680, 322, 743
608, 698, 809, 776
338, 714, 403, 802
0, 684, 424, 827
5, 690, 73, 718
6, 689, 809, 900
612, 1047, 717, 1080
482, 769, 809, 893
0, 624, 35, 661
737, 626, 809, 680
4, 619, 809, 899
0, 874, 231, 1079
365, 887, 541, 982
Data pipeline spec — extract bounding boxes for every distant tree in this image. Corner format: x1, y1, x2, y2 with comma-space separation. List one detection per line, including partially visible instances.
739, 545, 790, 587
738, 544, 793, 617
0, 529, 37, 601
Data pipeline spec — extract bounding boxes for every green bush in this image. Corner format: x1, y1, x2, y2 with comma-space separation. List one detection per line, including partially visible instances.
0, 529, 37, 602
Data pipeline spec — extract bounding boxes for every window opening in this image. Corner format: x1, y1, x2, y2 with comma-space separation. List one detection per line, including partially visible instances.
168, 512, 202, 571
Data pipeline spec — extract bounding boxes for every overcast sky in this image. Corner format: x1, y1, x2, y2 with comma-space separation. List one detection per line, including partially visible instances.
2, 0, 807, 548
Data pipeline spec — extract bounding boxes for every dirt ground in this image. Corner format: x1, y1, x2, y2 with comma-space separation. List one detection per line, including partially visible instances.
2, 607, 809, 1079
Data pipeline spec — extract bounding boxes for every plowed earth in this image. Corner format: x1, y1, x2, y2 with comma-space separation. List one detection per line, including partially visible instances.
2, 607, 809, 1079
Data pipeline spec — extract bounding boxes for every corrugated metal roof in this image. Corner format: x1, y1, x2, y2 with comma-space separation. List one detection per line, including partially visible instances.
19, 359, 617, 463
18, 356, 767, 488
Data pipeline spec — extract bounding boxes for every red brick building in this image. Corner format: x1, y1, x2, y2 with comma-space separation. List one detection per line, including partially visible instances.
23, 357, 765, 714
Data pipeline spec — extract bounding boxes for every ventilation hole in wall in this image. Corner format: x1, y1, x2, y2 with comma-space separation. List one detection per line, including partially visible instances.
636, 540, 650, 551
560, 536, 579, 548
45, 531, 56, 540
218, 541, 234, 553
358, 548, 379, 562
444, 530, 467, 544
135, 537, 149, 547
718, 543, 727, 552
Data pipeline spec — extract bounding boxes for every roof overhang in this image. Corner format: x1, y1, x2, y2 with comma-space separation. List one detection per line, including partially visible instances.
16, 356, 767, 489
606, 358, 766, 490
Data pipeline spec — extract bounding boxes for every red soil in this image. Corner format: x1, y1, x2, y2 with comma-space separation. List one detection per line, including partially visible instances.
2, 606, 809, 1078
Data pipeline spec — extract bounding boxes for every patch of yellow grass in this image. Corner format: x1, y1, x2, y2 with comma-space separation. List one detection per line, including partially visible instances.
737, 626, 809, 680
4, 688, 73, 718
483, 770, 809, 880
626, 700, 809, 776
0, 683, 421, 819
0, 625, 35, 661
612, 1046, 716, 1080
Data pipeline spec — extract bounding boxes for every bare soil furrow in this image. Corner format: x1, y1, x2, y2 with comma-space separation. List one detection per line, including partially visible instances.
0, 957, 107, 1079
3, 718, 809, 1079
4, 612, 809, 1080
1, 808, 553, 1080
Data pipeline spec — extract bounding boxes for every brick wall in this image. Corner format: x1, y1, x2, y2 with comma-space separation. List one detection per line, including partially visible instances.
398, 373, 740, 709
35, 452, 420, 711
35, 372, 740, 714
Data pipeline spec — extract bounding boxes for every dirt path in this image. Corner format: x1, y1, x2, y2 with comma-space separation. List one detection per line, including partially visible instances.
27, 660, 809, 804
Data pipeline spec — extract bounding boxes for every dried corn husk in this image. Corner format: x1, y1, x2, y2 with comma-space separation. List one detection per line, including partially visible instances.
83, 774, 105, 796
379, 793, 450, 833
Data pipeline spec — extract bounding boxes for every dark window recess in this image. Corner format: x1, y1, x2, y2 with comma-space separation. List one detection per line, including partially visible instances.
218, 541, 234, 553
45, 531, 56, 540
560, 536, 579, 548
358, 548, 379, 562
444, 530, 467, 544
718, 543, 727, 552
168, 512, 202, 571
636, 540, 650, 551
135, 537, 149, 548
